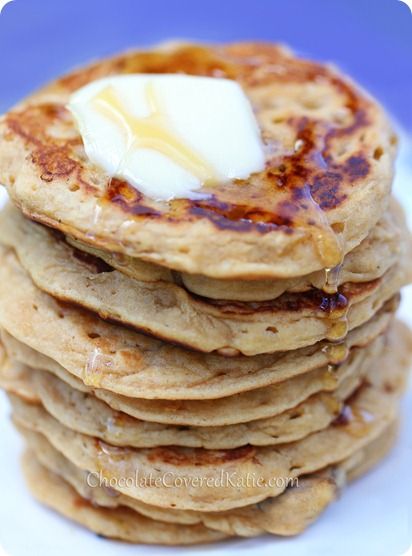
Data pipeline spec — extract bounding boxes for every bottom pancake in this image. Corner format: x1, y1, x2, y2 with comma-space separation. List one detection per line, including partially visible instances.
21, 421, 398, 543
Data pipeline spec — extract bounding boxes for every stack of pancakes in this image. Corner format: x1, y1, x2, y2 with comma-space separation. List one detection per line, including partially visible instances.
0, 42, 411, 545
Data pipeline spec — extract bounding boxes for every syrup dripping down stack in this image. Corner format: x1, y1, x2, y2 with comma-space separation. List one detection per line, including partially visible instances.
0, 42, 411, 545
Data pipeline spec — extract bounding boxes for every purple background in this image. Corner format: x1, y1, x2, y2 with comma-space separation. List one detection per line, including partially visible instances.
0, 0, 411, 128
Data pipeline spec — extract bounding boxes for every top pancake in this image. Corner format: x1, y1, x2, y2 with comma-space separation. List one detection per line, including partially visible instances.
0, 42, 396, 279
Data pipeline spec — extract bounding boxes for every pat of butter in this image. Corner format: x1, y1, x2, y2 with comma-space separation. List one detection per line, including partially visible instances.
68, 74, 265, 201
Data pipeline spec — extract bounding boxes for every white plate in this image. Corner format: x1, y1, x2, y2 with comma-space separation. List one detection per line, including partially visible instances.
0, 136, 411, 556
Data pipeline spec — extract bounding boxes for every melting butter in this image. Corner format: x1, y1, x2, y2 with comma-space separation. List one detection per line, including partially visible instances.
68, 74, 265, 201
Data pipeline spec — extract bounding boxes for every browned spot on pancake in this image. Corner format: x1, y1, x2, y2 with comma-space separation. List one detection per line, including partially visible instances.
105, 179, 160, 217
5, 104, 97, 192
5, 43, 374, 234
147, 445, 256, 466
32, 146, 77, 182
311, 171, 348, 210
188, 200, 290, 232
342, 155, 370, 181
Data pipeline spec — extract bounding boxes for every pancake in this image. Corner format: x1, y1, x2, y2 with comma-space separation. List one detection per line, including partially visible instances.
22, 451, 334, 543
1, 332, 381, 446
10, 322, 411, 512
1, 327, 388, 428
21, 422, 397, 538
0, 244, 397, 401
21, 453, 227, 545
1, 203, 410, 355
0, 42, 396, 279
0, 355, 39, 404
67, 198, 403, 301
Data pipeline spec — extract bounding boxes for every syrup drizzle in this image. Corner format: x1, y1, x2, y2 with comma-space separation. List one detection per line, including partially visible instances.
321, 263, 347, 339
326, 318, 349, 342
324, 264, 343, 294
290, 184, 344, 270
94, 440, 127, 489
93, 83, 218, 185
83, 348, 113, 388
323, 342, 350, 365
318, 288, 349, 342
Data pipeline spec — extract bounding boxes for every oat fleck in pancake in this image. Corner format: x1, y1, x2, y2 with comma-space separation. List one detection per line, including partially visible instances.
0, 42, 396, 278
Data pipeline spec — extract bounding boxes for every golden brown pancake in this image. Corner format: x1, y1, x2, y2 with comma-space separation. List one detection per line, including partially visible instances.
0, 42, 396, 279
66, 198, 404, 301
